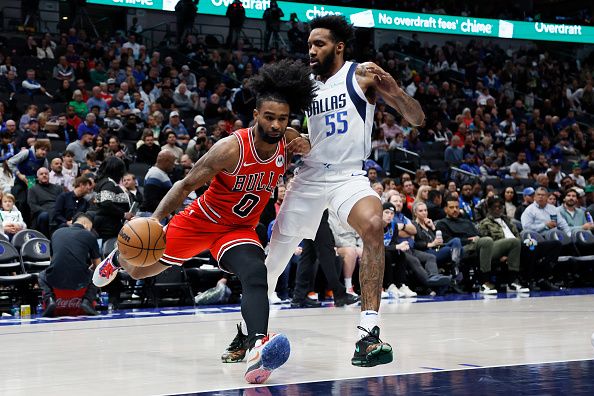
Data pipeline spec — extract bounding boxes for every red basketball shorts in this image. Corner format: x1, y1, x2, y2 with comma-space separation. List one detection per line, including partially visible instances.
160, 212, 262, 266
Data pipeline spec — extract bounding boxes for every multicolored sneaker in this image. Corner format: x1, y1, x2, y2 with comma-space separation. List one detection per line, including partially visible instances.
244, 333, 290, 384
92, 248, 121, 287
221, 323, 248, 363
351, 326, 393, 367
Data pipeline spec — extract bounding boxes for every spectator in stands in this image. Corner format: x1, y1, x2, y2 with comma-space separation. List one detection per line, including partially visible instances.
55, 113, 76, 144
503, 187, 518, 218
436, 196, 500, 294
67, 130, 93, 163
28, 167, 62, 237
570, 163, 586, 188
458, 183, 479, 221
510, 152, 531, 180
412, 201, 462, 270
16, 118, 48, 149
86, 87, 109, 115
427, 189, 445, 221
49, 157, 68, 191
105, 136, 131, 168
1, 70, 19, 98
118, 113, 141, 141
21, 69, 48, 97
38, 213, 101, 317
77, 113, 99, 140
444, 136, 463, 166
559, 188, 594, 233
160, 130, 183, 164
8, 138, 50, 206
173, 83, 193, 113
136, 130, 160, 165
0, 130, 15, 162
521, 187, 570, 236
122, 173, 143, 206
69, 90, 88, 120
263, 0, 284, 50
92, 157, 132, 240
50, 175, 92, 232
138, 150, 175, 218
478, 197, 527, 293
53, 56, 75, 82
0, 193, 26, 240
402, 179, 415, 212
18, 104, 38, 131
226, 0, 245, 49
179, 65, 197, 91
156, 87, 175, 110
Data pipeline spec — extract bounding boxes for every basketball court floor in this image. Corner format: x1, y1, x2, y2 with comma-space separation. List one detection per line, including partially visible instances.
1, 290, 594, 395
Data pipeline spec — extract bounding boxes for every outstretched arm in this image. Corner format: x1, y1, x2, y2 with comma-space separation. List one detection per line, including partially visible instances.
151, 136, 240, 222
356, 62, 425, 127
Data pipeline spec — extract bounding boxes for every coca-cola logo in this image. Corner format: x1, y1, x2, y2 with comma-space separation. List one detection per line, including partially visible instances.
56, 297, 82, 308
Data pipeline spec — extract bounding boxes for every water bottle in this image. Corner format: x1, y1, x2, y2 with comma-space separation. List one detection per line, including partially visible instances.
36, 296, 43, 315
100, 292, 109, 308
587, 212, 593, 224
107, 303, 114, 314
435, 230, 442, 251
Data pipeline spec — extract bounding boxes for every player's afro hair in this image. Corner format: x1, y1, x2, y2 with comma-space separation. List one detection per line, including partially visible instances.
249, 59, 317, 114
309, 15, 354, 44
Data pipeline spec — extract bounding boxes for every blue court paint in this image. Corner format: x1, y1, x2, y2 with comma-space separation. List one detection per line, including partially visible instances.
418, 366, 445, 371
179, 359, 594, 395
459, 363, 483, 367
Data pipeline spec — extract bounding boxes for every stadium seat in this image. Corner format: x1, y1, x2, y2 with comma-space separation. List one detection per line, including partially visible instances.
21, 237, 51, 273
129, 162, 151, 186
147, 265, 195, 308
545, 229, 573, 263
12, 229, 48, 252
0, 241, 36, 309
571, 230, 594, 263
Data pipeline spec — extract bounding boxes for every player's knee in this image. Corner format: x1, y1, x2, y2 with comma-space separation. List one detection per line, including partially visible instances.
359, 215, 384, 244
241, 264, 268, 289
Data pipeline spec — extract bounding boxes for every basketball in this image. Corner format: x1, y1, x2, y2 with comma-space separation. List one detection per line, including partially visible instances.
117, 217, 166, 267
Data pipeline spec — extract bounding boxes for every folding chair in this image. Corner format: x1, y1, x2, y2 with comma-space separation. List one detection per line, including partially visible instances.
12, 229, 47, 252
21, 238, 51, 273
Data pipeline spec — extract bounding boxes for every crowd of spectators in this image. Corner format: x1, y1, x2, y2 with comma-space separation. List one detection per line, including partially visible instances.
0, 7, 593, 308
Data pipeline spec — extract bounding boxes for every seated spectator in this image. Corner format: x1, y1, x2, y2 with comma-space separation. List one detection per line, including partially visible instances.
436, 196, 503, 295
1, 70, 19, 98
160, 131, 184, 164
515, 187, 535, 221
92, 157, 132, 240
27, 167, 63, 237
163, 111, 189, 141
569, 163, 586, 188
185, 126, 208, 162
21, 69, 48, 96
138, 150, 176, 218
503, 187, 518, 218
458, 182, 480, 221
412, 201, 462, 270
15, 118, 48, 149
7, 140, 50, 210
118, 113, 141, 141
136, 130, 160, 165
55, 113, 77, 144
0, 130, 15, 163
77, 113, 99, 141
521, 187, 570, 236
53, 56, 75, 82
69, 91, 89, 120
50, 176, 92, 232
173, 83, 193, 112
327, 209, 361, 296
478, 197, 527, 293
0, 193, 26, 240
444, 136, 463, 166
49, 157, 68, 191
61, 150, 79, 189
559, 188, 594, 233
510, 152, 531, 180
18, 104, 38, 131
38, 213, 101, 317
105, 136, 131, 167
86, 86, 109, 115
66, 130, 93, 163
122, 173, 143, 207
0, 162, 15, 193
382, 203, 416, 298
427, 189, 445, 220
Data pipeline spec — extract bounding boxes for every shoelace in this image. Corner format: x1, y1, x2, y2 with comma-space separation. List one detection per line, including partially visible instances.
99, 262, 117, 278
356, 326, 383, 343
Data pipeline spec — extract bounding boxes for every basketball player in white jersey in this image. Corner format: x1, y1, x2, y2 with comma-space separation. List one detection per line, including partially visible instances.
264, 15, 425, 367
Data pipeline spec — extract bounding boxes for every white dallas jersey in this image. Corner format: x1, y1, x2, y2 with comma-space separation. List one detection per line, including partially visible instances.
304, 61, 375, 166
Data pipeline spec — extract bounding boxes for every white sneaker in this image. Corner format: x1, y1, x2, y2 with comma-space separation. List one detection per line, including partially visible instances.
346, 287, 358, 297
479, 283, 498, 295
399, 284, 417, 298
92, 248, 121, 287
244, 333, 290, 384
269, 292, 282, 305
506, 283, 530, 293
387, 284, 399, 298
381, 290, 390, 299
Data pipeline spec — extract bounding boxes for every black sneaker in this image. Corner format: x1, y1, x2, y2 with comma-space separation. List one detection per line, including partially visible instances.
334, 293, 360, 307
351, 326, 393, 367
42, 297, 56, 317
221, 323, 248, 363
290, 298, 322, 308
80, 298, 99, 316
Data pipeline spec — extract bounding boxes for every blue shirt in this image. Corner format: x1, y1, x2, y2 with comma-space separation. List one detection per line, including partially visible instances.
521, 202, 570, 236
393, 212, 415, 248
86, 97, 109, 113
77, 122, 99, 139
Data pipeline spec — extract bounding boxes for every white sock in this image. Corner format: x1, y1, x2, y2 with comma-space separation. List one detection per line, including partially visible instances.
345, 278, 353, 289
240, 321, 248, 336
358, 310, 378, 338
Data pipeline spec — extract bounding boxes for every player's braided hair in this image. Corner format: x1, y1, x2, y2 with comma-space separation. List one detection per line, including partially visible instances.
309, 15, 354, 44
249, 59, 317, 114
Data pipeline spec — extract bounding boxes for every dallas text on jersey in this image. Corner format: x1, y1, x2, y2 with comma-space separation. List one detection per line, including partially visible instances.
305, 93, 347, 118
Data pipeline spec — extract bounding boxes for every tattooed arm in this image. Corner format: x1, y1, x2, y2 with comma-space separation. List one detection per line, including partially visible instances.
356, 62, 425, 127
151, 136, 240, 222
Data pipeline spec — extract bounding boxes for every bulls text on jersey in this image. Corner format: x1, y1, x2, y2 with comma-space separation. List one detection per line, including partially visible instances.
231, 172, 276, 193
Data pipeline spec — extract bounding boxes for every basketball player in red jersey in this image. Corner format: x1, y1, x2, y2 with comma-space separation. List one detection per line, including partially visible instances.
92, 59, 317, 384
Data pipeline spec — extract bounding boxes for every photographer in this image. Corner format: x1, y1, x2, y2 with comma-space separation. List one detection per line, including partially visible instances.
263, 1, 284, 51
226, 0, 245, 49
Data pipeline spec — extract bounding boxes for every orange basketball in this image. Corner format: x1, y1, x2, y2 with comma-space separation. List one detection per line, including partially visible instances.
117, 217, 166, 267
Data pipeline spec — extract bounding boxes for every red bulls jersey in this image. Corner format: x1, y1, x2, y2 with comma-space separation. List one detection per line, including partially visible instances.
185, 127, 286, 227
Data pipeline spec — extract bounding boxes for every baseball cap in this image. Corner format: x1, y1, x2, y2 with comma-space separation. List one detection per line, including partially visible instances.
29, 118, 38, 124
181, 65, 190, 71
194, 115, 205, 125
170, 110, 179, 118
522, 187, 535, 196
382, 202, 395, 212
552, 159, 561, 166
585, 185, 594, 193
106, 78, 116, 84
572, 163, 581, 169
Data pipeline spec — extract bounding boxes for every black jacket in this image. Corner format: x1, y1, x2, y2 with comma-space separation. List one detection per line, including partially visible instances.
92, 177, 130, 239
51, 190, 90, 230
435, 216, 479, 246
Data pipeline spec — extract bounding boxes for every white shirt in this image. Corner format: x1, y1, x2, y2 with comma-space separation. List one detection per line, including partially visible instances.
494, 218, 516, 239
510, 161, 531, 179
